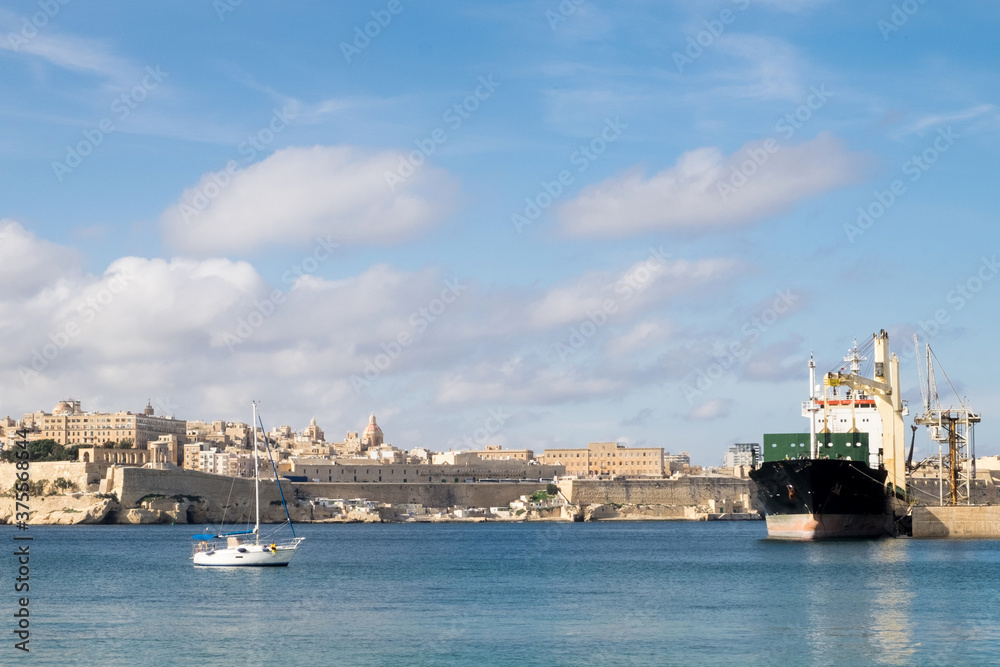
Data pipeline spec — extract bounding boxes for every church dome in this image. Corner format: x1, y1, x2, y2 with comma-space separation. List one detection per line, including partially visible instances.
53, 401, 73, 415
363, 414, 382, 436
362, 414, 383, 447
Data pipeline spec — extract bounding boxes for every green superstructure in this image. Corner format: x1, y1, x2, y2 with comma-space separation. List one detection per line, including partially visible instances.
762, 432, 870, 463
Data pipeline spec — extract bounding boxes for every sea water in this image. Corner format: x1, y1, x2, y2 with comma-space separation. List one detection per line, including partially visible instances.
9, 522, 1000, 666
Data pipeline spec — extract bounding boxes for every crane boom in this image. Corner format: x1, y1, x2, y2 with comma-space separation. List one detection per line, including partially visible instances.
823, 330, 906, 496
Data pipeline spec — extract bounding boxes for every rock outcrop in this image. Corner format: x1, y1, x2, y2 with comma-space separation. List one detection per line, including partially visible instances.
0, 495, 119, 525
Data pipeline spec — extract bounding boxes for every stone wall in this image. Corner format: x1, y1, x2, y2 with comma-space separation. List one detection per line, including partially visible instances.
908, 478, 998, 505
559, 477, 755, 507
295, 481, 546, 508
290, 459, 563, 484
0, 461, 108, 492
109, 468, 545, 519
912, 505, 1000, 538
111, 467, 301, 522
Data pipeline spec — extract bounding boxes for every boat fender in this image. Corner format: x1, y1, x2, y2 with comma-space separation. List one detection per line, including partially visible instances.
237, 547, 247, 553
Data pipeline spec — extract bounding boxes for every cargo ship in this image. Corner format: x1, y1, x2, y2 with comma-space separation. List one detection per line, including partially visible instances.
749, 330, 909, 539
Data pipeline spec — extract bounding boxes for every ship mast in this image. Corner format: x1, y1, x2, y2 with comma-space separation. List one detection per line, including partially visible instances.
809, 353, 818, 459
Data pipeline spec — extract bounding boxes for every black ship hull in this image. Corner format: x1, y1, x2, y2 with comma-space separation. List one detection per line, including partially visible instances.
749, 459, 896, 539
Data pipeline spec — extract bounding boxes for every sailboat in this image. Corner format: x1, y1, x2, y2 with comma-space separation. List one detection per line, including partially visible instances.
191, 402, 305, 566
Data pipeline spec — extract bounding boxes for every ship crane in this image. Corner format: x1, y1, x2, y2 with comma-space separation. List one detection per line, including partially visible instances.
911, 336, 980, 506
822, 330, 907, 497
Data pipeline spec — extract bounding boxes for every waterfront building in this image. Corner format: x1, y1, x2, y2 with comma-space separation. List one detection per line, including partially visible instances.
432, 451, 482, 465
182, 441, 255, 477
408, 447, 431, 463
366, 444, 407, 463
663, 451, 692, 474
468, 445, 535, 462
0, 416, 19, 450
327, 431, 363, 457
303, 418, 325, 443
539, 442, 665, 478
724, 443, 760, 469
22, 400, 187, 450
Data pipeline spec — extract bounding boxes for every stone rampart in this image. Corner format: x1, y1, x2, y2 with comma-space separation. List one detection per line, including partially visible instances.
559, 477, 754, 507
0, 461, 107, 492
908, 478, 998, 505
112, 467, 301, 522
295, 481, 546, 508
110, 468, 544, 519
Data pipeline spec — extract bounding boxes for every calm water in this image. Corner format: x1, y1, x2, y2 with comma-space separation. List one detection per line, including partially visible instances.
8, 522, 1000, 666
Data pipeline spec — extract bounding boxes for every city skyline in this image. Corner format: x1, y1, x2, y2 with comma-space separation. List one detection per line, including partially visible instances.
1, 2, 998, 466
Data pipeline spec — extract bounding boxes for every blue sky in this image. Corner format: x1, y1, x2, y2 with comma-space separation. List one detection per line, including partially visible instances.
1, 0, 998, 465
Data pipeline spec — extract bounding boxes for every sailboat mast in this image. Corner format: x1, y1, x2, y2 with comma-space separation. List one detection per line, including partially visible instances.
253, 402, 260, 540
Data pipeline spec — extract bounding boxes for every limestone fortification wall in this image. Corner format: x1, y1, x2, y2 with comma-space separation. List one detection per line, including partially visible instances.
295, 481, 546, 508
0, 463, 767, 524
111, 467, 301, 523
0, 461, 107, 492
559, 478, 755, 507
908, 478, 998, 505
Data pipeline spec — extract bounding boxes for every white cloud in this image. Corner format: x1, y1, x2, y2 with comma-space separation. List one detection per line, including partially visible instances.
0, 224, 765, 454
161, 145, 459, 255
558, 132, 870, 237
435, 356, 627, 406
606, 319, 672, 358
686, 398, 732, 421
895, 104, 998, 138
0, 17, 135, 84
709, 35, 803, 102
0, 220, 82, 300
524, 255, 741, 330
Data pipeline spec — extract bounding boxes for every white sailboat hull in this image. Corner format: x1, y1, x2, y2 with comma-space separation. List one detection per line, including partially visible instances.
192, 403, 304, 567
193, 540, 302, 567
